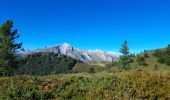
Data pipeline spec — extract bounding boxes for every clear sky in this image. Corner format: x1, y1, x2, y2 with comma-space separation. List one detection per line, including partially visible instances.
0, 0, 170, 53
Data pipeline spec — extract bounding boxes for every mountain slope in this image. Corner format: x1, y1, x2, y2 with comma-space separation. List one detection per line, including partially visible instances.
19, 43, 118, 63
118, 48, 170, 71
17, 52, 82, 75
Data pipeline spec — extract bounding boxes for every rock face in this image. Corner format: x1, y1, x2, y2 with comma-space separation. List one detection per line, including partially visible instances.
19, 43, 118, 63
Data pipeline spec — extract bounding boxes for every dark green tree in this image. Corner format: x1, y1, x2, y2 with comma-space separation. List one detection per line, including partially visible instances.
0, 19, 22, 76
119, 40, 132, 70
120, 40, 129, 56
157, 56, 164, 64
165, 45, 170, 55
164, 56, 170, 66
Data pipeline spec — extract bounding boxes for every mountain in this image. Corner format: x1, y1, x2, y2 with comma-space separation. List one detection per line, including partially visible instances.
19, 43, 118, 62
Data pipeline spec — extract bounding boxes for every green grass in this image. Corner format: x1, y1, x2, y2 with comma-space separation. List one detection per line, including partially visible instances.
1, 71, 170, 100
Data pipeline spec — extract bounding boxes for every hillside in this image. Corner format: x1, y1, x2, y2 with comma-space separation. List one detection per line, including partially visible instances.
16, 52, 82, 76
130, 48, 170, 71
101, 46, 170, 73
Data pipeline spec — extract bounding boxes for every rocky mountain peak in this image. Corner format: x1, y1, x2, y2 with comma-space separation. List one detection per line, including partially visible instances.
19, 43, 118, 62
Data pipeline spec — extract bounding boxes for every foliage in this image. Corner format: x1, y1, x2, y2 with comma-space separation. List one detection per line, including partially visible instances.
119, 40, 133, 70
154, 64, 159, 71
1, 71, 170, 99
105, 61, 118, 69
158, 56, 165, 64
89, 67, 95, 73
153, 45, 170, 66
0, 20, 22, 76
136, 56, 148, 66
73, 63, 104, 73
164, 56, 170, 66
152, 49, 162, 57
17, 52, 81, 75
119, 40, 129, 56
118, 56, 132, 70
144, 52, 150, 58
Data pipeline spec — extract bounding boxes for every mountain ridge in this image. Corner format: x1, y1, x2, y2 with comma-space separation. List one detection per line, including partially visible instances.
18, 43, 118, 62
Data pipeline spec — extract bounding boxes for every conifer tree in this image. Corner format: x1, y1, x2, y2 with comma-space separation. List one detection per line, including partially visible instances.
120, 40, 129, 57
0, 19, 22, 76
119, 40, 132, 70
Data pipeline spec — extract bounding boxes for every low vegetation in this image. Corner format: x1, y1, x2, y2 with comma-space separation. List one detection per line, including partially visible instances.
152, 45, 170, 66
1, 71, 170, 99
73, 63, 105, 73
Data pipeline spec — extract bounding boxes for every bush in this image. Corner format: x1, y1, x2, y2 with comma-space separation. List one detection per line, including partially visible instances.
164, 56, 170, 66
157, 56, 164, 64
136, 56, 148, 66
153, 49, 162, 57
152, 45, 170, 66
89, 67, 95, 73
105, 62, 118, 69
73, 63, 104, 73
154, 64, 159, 71
144, 53, 150, 58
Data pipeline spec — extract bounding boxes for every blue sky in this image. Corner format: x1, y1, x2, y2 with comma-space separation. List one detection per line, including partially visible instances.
0, 0, 170, 53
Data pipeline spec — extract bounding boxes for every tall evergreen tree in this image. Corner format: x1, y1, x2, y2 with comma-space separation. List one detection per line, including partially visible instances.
120, 40, 130, 57
119, 40, 132, 70
0, 19, 22, 76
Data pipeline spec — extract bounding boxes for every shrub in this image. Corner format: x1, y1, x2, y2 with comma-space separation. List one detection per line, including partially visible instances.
105, 61, 118, 69
164, 56, 170, 66
136, 56, 148, 66
73, 63, 104, 73
157, 56, 164, 64
144, 53, 150, 58
154, 64, 159, 71
153, 49, 162, 57
89, 67, 95, 73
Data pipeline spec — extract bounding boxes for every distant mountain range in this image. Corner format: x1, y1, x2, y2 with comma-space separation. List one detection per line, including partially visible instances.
18, 43, 118, 62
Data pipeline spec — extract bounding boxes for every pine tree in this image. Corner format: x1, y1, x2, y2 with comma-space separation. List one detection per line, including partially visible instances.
119, 40, 132, 70
120, 40, 129, 57
0, 19, 22, 76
